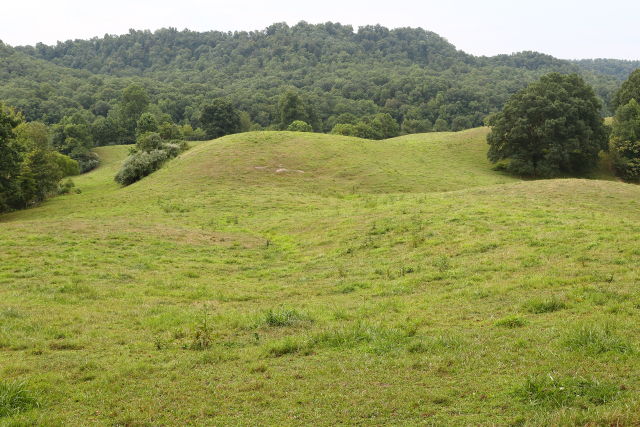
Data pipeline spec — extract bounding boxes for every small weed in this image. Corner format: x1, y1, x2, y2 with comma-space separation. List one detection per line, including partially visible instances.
513, 374, 622, 408
190, 314, 213, 351
0, 381, 39, 418
495, 316, 527, 328
433, 255, 451, 272
564, 323, 633, 355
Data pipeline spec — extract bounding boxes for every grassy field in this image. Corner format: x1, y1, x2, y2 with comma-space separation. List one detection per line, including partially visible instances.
1, 128, 639, 425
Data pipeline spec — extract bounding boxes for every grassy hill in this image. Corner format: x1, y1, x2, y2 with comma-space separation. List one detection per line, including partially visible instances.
1, 129, 639, 425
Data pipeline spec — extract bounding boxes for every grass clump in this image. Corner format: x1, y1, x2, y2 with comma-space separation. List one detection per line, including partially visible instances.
564, 323, 633, 355
0, 381, 39, 418
262, 308, 310, 327
311, 322, 409, 354
514, 375, 621, 408
265, 337, 311, 357
523, 297, 567, 314
495, 316, 527, 328
407, 334, 464, 354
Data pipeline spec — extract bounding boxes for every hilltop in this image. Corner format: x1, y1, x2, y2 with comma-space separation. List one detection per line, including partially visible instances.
1, 129, 640, 424
1, 22, 636, 131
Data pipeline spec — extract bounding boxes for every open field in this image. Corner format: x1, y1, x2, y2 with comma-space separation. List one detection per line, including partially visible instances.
1, 128, 640, 425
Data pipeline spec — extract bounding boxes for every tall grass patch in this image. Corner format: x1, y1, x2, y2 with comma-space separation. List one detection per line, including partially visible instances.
523, 297, 567, 314
514, 375, 622, 409
0, 381, 39, 418
564, 323, 634, 355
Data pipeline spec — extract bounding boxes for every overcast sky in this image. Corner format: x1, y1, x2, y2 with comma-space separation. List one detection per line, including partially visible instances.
2, 0, 638, 60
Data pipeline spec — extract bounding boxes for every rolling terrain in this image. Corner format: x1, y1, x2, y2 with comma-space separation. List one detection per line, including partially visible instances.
1, 129, 640, 425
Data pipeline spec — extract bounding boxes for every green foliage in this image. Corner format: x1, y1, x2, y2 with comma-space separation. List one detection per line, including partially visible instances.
0, 24, 633, 139
199, 99, 241, 139
136, 132, 163, 152
0, 103, 22, 211
487, 73, 608, 177
401, 118, 432, 134
610, 99, 640, 181
136, 112, 159, 136
432, 118, 449, 132
0, 106, 77, 211
115, 133, 189, 186
52, 113, 99, 173
286, 120, 313, 132
612, 68, 640, 110
329, 114, 399, 139
158, 121, 182, 140
114, 149, 171, 186
278, 89, 317, 130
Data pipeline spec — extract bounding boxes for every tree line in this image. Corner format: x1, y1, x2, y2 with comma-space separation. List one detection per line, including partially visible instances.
0, 23, 634, 138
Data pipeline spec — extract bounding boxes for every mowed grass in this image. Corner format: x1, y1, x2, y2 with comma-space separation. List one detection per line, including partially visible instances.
1, 128, 639, 425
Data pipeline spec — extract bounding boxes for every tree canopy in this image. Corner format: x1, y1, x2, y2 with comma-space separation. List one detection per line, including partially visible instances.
612, 69, 640, 110
487, 73, 608, 177
0, 24, 633, 137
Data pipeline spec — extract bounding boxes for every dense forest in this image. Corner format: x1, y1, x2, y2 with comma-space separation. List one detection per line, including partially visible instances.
2, 22, 639, 135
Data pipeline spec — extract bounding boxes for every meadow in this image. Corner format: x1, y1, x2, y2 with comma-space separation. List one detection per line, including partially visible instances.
1, 128, 639, 425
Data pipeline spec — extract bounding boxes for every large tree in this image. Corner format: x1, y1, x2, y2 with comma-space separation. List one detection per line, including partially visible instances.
609, 99, 640, 181
0, 103, 22, 211
487, 73, 608, 177
199, 99, 241, 139
612, 69, 640, 111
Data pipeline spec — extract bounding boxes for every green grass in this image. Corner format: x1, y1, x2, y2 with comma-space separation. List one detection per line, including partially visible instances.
0, 128, 639, 425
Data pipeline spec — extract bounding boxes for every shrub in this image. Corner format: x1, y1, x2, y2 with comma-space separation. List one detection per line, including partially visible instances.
115, 149, 170, 186
331, 123, 358, 137
115, 138, 189, 186
287, 120, 313, 132
136, 132, 163, 152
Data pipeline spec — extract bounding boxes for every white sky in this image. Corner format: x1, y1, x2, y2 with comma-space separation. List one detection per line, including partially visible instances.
2, 0, 639, 60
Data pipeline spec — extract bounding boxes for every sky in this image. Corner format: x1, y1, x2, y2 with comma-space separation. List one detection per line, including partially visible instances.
1, 0, 639, 60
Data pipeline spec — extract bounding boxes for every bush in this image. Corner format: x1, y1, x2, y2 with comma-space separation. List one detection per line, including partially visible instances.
114, 150, 170, 186
136, 132, 163, 152
331, 123, 359, 136
287, 120, 313, 132
50, 152, 80, 177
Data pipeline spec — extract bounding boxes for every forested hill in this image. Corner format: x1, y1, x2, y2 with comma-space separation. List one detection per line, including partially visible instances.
1, 22, 637, 132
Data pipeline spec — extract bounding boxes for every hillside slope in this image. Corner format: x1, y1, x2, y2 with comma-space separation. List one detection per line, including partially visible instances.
1, 130, 639, 425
